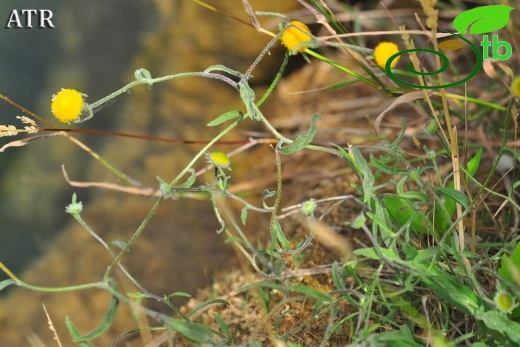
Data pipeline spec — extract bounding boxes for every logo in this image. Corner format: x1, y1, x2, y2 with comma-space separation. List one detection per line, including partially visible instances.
5, 9, 54, 29
385, 5, 515, 89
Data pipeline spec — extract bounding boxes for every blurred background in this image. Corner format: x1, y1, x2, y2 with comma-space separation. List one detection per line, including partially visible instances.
0, 0, 154, 283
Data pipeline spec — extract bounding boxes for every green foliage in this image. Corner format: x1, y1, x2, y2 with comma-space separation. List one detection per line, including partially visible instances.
66, 279, 119, 345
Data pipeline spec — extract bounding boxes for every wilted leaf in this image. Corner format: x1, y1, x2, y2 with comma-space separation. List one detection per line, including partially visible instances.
374, 91, 432, 134
438, 39, 465, 51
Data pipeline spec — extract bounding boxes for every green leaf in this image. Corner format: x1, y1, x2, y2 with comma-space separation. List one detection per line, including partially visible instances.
187, 298, 229, 318
498, 242, 520, 285
278, 113, 321, 155
238, 80, 258, 120
466, 148, 483, 183
335, 145, 360, 173
134, 68, 153, 89
211, 312, 232, 345
156, 176, 173, 198
164, 318, 215, 343
178, 168, 196, 189
241, 206, 248, 225
370, 325, 422, 347
134, 68, 152, 81
127, 291, 148, 300
166, 291, 192, 299
354, 247, 401, 262
109, 240, 127, 251
272, 218, 290, 252
433, 181, 456, 232
65, 319, 96, 347
351, 212, 366, 229
331, 261, 346, 291
207, 110, 243, 126
371, 199, 394, 243
434, 187, 470, 209
351, 147, 375, 203
476, 310, 520, 344
67, 278, 119, 343
411, 247, 437, 264
402, 243, 418, 260
418, 265, 480, 315
382, 196, 427, 234
453, 5, 514, 34
0, 279, 15, 292
396, 177, 429, 201
288, 284, 332, 303
204, 64, 244, 79
261, 189, 276, 209
513, 180, 520, 192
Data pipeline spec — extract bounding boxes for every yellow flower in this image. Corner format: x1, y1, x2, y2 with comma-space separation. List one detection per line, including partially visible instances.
281, 21, 312, 54
208, 151, 230, 169
511, 77, 520, 98
374, 41, 400, 69
51, 89, 84, 123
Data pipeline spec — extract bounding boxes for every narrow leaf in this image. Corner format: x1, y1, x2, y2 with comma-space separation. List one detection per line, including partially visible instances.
331, 262, 346, 291
207, 110, 243, 126
187, 298, 229, 319
238, 80, 258, 120
289, 284, 332, 303
278, 113, 321, 155
109, 240, 127, 251
211, 312, 232, 344
65, 318, 96, 347
466, 148, 483, 177
354, 247, 401, 262
350, 146, 374, 203
241, 206, 248, 225
434, 187, 470, 209
178, 168, 196, 189
69, 279, 119, 343
374, 91, 432, 134
204, 64, 244, 78
272, 218, 290, 251
164, 318, 215, 342
0, 279, 15, 292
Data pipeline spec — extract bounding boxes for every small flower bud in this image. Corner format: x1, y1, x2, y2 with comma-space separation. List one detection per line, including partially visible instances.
301, 199, 317, 216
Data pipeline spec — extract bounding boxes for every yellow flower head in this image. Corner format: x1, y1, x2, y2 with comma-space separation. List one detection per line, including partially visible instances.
511, 77, 520, 98
208, 151, 230, 169
281, 21, 312, 54
374, 41, 400, 69
51, 89, 84, 123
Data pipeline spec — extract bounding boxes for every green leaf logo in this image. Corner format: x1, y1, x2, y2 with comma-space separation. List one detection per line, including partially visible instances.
453, 5, 514, 35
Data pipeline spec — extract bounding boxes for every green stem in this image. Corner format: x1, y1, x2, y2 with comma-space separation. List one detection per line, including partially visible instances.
169, 119, 241, 186
105, 196, 164, 278
89, 72, 238, 112
305, 50, 380, 89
